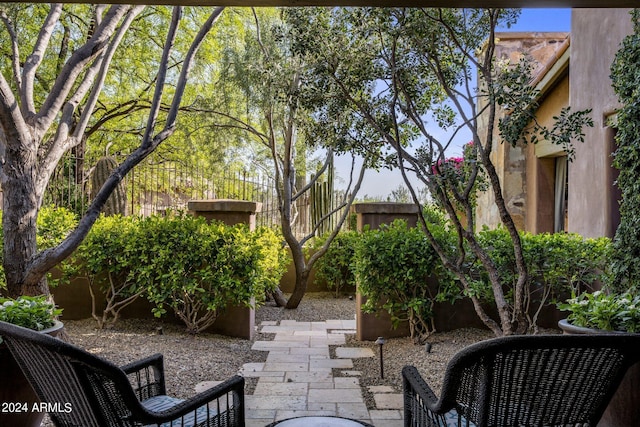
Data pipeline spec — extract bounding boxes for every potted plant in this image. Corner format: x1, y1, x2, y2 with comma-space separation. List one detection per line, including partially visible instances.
0, 295, 63, 427
558, 290, 640, 334
0, 295, 63, 335
558, 290, 640, 427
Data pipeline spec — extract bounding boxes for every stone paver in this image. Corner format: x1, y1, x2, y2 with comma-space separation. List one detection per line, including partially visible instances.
308, 388, 364, 403
373, 393, 404, 410
368, 385, 395, 394
253, 382, 308, 396
245, 395, 307, 410
333, 377, 361, 388
369, 410, 403, 420
309, 358, 353, 370
266, 353, 310, 363
194, 380, 222, 393
285, 371, 333, 383
336, 347, 376, 359
263, 362, 309, 372
337, 402, 370, 419
237, 318, 405, 425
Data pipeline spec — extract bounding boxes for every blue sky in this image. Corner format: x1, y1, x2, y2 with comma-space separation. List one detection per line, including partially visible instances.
500, 9, 570, 32
339, 9, 573, 200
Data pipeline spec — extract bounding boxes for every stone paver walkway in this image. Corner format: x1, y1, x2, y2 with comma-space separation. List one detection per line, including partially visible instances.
238, 319, 404, 427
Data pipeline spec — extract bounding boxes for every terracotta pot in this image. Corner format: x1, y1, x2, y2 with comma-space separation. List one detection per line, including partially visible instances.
558, 319, 640, 427
0, 320, 64, 427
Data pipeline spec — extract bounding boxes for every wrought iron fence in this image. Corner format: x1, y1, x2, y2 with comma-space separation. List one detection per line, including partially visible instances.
43, 154, 347, 237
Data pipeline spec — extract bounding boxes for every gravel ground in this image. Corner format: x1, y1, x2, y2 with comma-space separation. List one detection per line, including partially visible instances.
337, 328, 495, 408
42, 293, 499, 424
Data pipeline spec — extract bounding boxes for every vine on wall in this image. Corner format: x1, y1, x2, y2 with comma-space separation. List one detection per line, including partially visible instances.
610, 9, 640, 293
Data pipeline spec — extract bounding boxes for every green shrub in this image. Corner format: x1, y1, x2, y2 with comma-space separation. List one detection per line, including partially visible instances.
354, 220, 452, 342
252, 226, 289, 295
36, 206, 79, 250
73, 215, 141, 328
134, 215, 284, 334
474, 228, 611, 332
313, 230, 360, 296
66, 214, 287, 331
1, 208, 286, 333
421, 205, 462, 303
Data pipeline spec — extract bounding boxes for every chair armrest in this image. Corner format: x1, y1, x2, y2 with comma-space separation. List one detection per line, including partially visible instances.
121, 353, 166, 398
402, 366, 450, 427
402, 366, 440, 406
138, 375, 245, 426
121, 353, 164, 375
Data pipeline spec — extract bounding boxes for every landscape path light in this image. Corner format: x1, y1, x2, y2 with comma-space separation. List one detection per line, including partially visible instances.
375, 336, 386, 379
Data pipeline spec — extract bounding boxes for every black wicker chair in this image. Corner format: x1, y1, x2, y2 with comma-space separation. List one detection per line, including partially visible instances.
402, 334, 640, 427
0, 320, 245, 427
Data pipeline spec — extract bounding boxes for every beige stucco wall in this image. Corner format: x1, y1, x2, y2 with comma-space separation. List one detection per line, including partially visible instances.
569, 9, 632, 238
534, 75, 570, 159
525, 74, 570, 234
475, 33, 570, 231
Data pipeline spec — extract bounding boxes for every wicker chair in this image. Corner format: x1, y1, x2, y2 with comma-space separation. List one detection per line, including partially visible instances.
402, 334, 640, 427
0, 321, 245, 427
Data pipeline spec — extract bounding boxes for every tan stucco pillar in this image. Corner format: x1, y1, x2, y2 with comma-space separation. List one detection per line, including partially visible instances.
352, 202, 419, 231
187, 199, 262, 339
353, 202, 416, 341
187, 199, 261, 230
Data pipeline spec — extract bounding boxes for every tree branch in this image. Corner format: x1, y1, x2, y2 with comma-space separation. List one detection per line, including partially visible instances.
35, 5, 131, 139
22, 4, 63, 118
23, 6, 225, 286
293, 149, 332, 202
0, 9, 22, 95
74, 6, 145, 142
142, 6, 182, 146
0, 73, 29, 155
164, 7, 225, 131
36, 6, 145, 206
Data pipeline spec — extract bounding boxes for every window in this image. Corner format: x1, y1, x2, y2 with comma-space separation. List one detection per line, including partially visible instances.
554, 156, 568, 233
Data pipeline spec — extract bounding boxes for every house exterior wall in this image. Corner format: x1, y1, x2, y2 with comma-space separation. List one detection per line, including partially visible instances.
475, 33, 570, 232
525, 74, 570, 234
477, 10, 633, 238
569, 8, 632, 238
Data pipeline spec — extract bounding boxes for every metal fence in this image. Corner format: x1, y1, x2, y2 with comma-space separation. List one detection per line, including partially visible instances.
122, 162, 282, 228
43, 154, 347, 237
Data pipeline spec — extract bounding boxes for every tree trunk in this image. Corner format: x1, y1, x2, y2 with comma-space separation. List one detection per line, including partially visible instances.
286, 268, 310, 309
0, 5, 224, 302
2, 139, 45, 298
479, 143, 527, 335
270, 287, 288, 307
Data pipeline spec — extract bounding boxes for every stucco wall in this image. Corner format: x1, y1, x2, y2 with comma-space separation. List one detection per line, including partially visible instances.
476, 33, 569, 231
525, 74, 570, 234
569, 9, 632, 238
